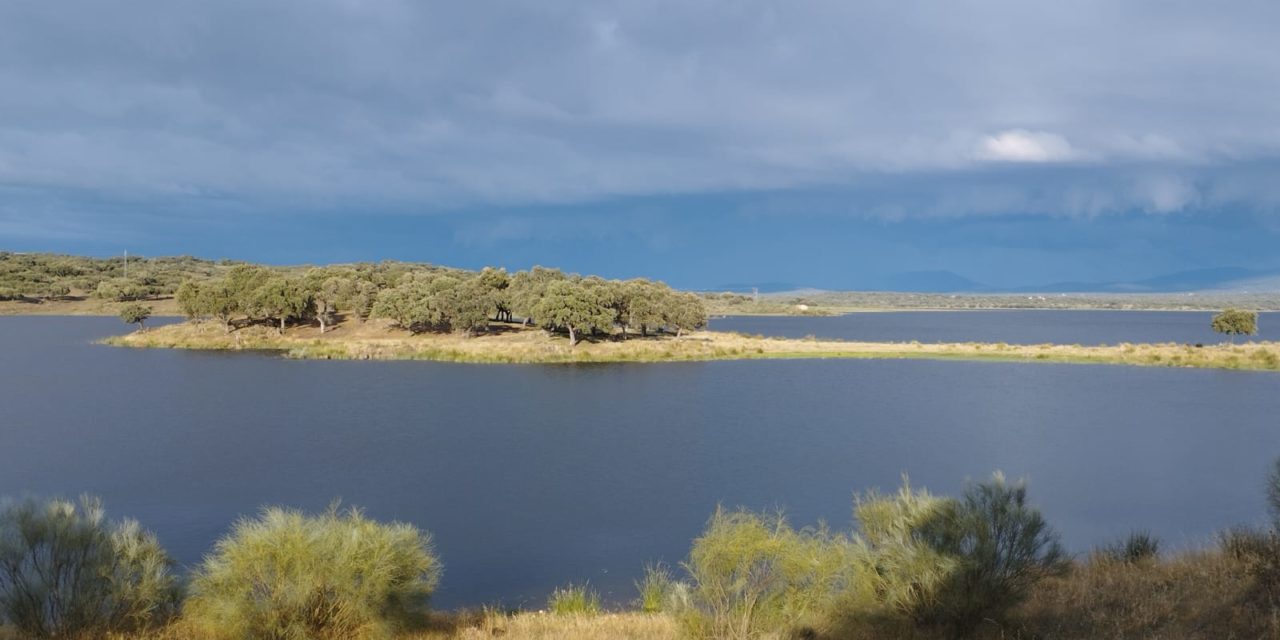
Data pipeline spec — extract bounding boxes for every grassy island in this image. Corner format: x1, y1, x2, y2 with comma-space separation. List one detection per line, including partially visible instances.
106, 319, 1280, 371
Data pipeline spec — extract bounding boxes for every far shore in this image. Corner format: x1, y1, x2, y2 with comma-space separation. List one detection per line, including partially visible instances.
103, 318, 1280, 371
5, 296, 1275, 319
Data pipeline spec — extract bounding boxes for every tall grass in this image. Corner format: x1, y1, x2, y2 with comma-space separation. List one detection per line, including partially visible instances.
634, 563, 678, 614
1098, 531, 1160, 564
547, 584, 602, 616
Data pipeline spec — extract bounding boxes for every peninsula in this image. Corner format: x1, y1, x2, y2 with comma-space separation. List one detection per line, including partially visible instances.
106, 319, 1280, 371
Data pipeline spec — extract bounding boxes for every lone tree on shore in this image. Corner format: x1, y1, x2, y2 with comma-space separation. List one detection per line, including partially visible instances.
119, 304, 152, 331
1211, 308, 1258, 342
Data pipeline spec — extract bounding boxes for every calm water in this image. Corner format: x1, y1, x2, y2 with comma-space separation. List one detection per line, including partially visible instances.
712, 310, 1277, 344
2, 316, 1279, 608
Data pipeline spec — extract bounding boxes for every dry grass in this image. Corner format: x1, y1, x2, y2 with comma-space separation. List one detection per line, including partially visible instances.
104, 318, 1280, 371
0, 612, 679, 640
1005, 552, 1280, 640
440, 611, 678, 640
0, 295, 181, 317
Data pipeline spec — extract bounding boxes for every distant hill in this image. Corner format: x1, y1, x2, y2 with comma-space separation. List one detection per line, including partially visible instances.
724, 266, 1280, 295
1019, 267, 1280, 293
711, 282, 802, 294
874, 270, 987, 293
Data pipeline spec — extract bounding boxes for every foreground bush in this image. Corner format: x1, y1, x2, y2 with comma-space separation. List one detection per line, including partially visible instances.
676, 475, 1067, 639
916, 473, 1067, 636
185, 505, 441, 640
681, 508, 861, 639
0, 496, 178, 638
852, 481, 958, 622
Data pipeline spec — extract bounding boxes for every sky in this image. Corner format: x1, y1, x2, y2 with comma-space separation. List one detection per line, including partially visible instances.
2, 0, 1279, 290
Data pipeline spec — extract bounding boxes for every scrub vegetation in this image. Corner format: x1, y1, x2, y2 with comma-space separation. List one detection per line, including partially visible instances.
5, 462, 1280, 639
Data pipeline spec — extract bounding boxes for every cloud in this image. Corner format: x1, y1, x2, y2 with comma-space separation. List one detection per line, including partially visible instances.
0, 0, 1278, 224
976, 130, 1076, 163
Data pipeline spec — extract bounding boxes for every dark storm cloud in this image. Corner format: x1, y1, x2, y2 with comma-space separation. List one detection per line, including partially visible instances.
1, 0, 1279, 233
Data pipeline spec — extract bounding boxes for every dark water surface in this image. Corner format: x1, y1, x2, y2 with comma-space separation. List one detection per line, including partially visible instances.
2, 316, 1279, 608
711, 310, 1277, 344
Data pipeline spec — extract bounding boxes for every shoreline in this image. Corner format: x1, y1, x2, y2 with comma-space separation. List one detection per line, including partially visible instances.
7, 297, 1278, 318
103, 320, 1280, 371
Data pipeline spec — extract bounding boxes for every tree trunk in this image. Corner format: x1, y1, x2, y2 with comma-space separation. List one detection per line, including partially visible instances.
568, 325, 577, 347
319, 315, 327, 334
641, 325, 648, 337
223, 317, 231, 333
279, 316, 286, 335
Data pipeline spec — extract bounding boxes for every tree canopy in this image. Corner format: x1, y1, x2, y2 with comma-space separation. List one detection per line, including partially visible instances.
41, 251, 710, 343
1211, 308, 1258, 340
118, 304, 152, 330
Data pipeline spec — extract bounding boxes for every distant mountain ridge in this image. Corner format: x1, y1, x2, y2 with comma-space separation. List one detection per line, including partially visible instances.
1008, 267, 1280, 294
730, 267, 1280, 295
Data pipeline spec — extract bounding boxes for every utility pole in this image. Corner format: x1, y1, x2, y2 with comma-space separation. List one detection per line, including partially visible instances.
123, 250, 128, 279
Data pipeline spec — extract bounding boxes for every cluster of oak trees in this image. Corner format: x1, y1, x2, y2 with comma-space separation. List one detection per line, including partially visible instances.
176, 264, 707, 345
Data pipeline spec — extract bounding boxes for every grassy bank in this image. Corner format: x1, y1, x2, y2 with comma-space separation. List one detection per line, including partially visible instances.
0, 296, 182, 316
104, 319, 1280, 370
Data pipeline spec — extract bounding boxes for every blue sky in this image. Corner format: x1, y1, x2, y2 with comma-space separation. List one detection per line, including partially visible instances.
2, 1, 1279, 290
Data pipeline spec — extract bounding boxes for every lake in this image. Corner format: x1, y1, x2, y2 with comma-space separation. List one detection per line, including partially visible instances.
711, 309, 1276, 344
2, 315, 1279, 609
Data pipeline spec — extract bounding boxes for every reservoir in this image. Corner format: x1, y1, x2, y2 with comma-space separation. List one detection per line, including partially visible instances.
2, 315, 1278, 608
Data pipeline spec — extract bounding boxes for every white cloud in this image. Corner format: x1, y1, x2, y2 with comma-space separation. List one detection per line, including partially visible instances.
976, 130, 1076, 163
1134, 175, 1198, 213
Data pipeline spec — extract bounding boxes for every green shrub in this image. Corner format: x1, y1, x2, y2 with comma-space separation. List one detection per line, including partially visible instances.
1212, 308, 1259, 340
0, 496, 178, 638
119, 303, 153, 330
186, 505, 441, 640
681, 507, 860, 639
917, 473, 1067, 636
1099, 531, 1160, 564
852, 480, 958, 621
547, 583, 602, 616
